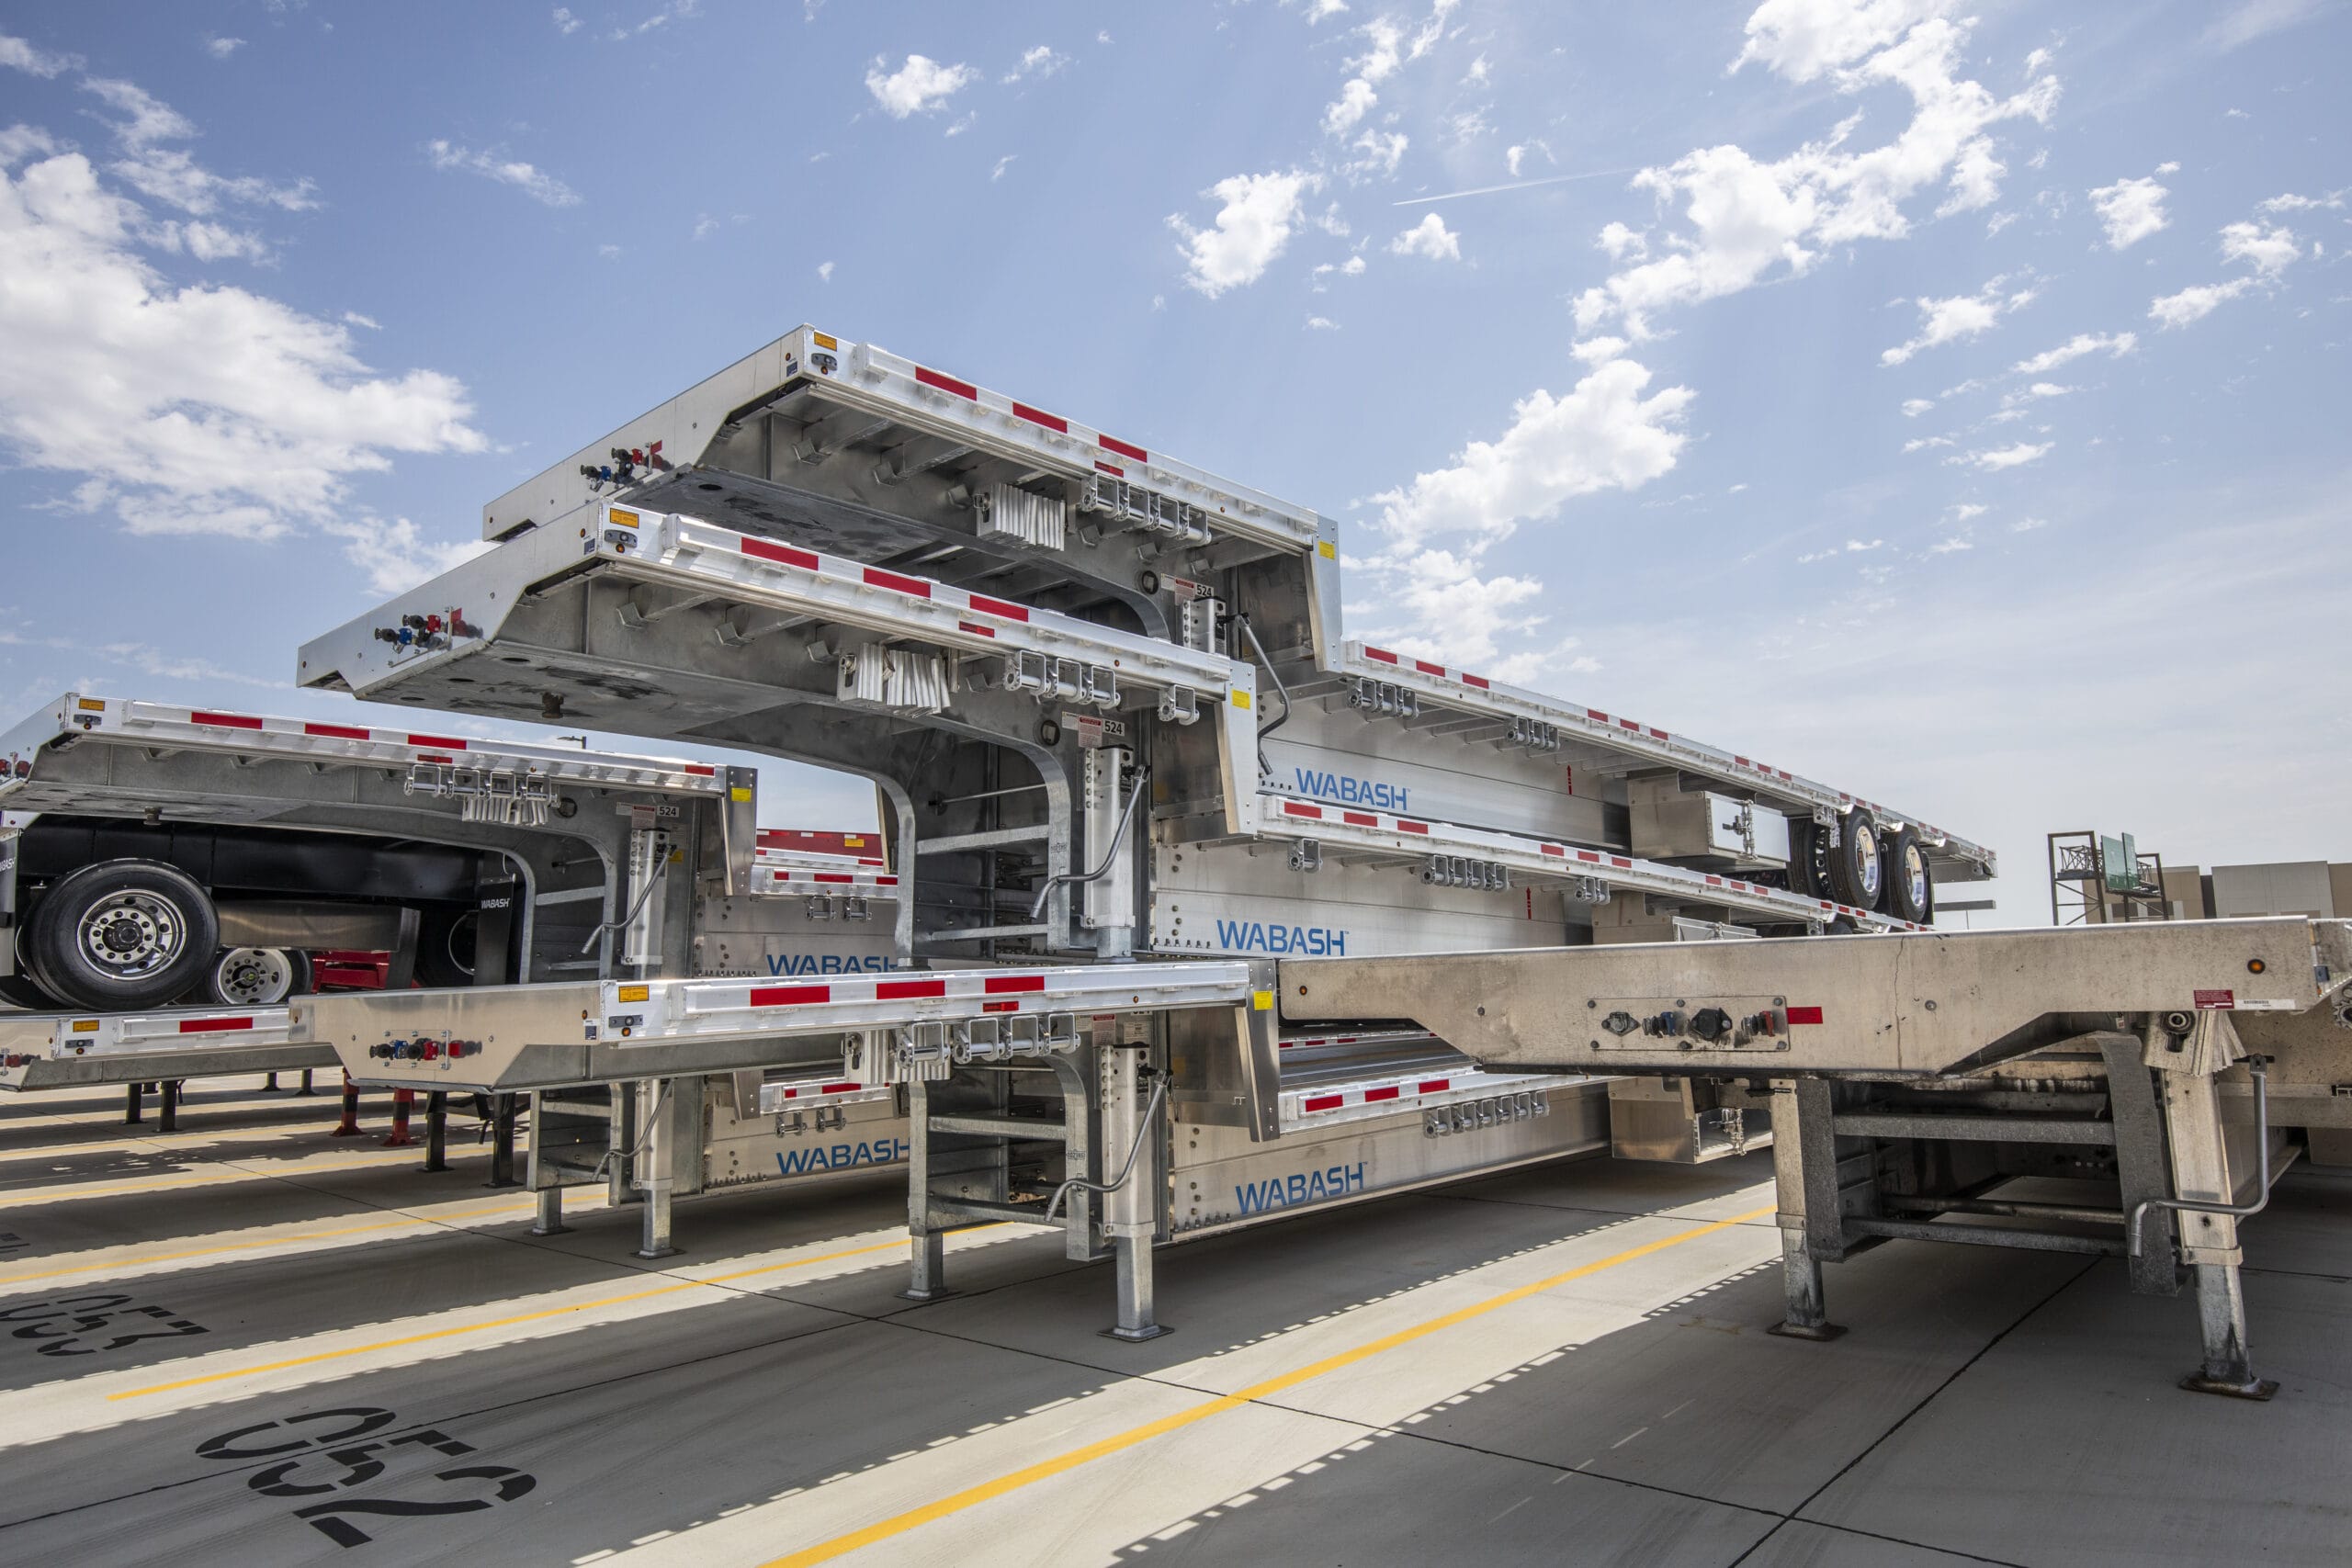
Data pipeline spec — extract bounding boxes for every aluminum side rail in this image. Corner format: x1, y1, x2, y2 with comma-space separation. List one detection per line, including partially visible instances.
0, 1004, 328, 1089
1282, 917, 2352, 1078
1257, 793, 1927, 934
1330, 641, 1993, 877
481, 324, 1324, 557
0, 693, 734, 803
317, 961, 1257, 1093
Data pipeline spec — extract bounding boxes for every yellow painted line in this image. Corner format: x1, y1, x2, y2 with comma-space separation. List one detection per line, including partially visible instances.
107, 1226, 1011, 1401
0, 1200, 560, 1285
763, 1205, 1777, 1568
8, 1151, 428, 1203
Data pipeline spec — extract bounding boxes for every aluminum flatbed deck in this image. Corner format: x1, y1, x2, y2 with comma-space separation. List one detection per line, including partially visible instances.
0, 1074, 2340, 1567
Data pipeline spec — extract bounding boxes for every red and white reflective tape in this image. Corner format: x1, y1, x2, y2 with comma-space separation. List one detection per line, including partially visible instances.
1284, 1066, 1563, 1122
752, 865, 900, 892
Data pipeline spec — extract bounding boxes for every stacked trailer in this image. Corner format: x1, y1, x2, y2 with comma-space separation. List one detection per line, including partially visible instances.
292, 325, 1994, 1325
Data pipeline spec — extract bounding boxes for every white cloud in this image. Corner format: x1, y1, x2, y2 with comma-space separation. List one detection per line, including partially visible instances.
1464, 54, 1489, 84
1578, 11, 2058, 336
1901, 397, 1935, 416
2149, 277, 2255, 329
1928, 535, 1973, 554
1902, 435, 1953, 453
2259, 190, 2344, 214
817, 260, 835, 282
864, 54, 978, 118
1950, 502, 1987, 520
1374, 357, 1692, 550
1347, 130, 1408, 179
1342, 254, 1366, 276
2202, 0, 2332, 51
0, 34, 79, 77
1732, 0, 1957, 83
1002, 45, 1069, 83
1324, 78, 1378, 135
83, 76, 198, 147
944, 112, 976, 138
1388, 211, 1462, 261
1962, 440, 2052, 470
1306, 0, 1351, 20
204, 37, 246, 59
1169, 170, 1317, 298
1880, 275, 2034, 365
1306, 315, 1340, 331
2087, 162, 2177, 250
2020, 381, 2072, 400
1506, 144, 1526, 176
553, 7, 582, 33
2010, 514, 2048, 532
2220, 219, 2300, 276
322, 517, 492, 597
991, 154, 1016, 182
2011, 331, 2135, 375
1799, 536, 1886, 562
0, 139, 485, 554
1323, 0, 1455, 136
426, 141, 579, 207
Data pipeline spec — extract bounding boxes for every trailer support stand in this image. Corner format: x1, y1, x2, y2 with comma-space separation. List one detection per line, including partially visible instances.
298, 1068, 315, 1097
329, 1073, 361, 1136
531, 1185, 568, 1236
158, 1080, 180, 1134
124, 1082, 143, 1126
2187, 1263, 2273, 1399
263, 1072, 279, 1093
2159, 1054, 2277, 1399
1766, 1077, 1845, 1342
422, 1091, 448, 1173
1100, 1045, 1169, 1342
487, 1093, 520, 1188
899, 1077, 953, 1302
382, 1088, 417, 1148
633, 1077, 678, 1259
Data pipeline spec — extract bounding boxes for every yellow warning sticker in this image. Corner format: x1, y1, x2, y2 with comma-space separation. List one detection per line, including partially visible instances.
1251, 990, 1273, 1011
616, 984, 650, 1003
730, 786, 753, 802
1231, 691, 1252, 710
1317, 539, 1336, 559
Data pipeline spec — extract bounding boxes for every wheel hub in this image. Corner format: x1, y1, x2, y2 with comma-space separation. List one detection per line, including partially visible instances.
77, 894, 182, 976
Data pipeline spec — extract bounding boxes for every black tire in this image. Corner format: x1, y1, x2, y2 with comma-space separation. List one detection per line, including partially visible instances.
24, 859, 220, 1010
416, 908, 479, 988
200, 947, 314, 1008
1885, 827, 1934, 924
1826, 809, 1885, 911
1786, 819, 1833, 899
0, 969, 61, 1011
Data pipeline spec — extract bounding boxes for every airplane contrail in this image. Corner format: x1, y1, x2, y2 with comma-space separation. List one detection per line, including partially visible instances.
1391, 169, 1637, 206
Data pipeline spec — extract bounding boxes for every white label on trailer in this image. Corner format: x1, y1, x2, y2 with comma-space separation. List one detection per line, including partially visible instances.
1060, 712, 1130, 750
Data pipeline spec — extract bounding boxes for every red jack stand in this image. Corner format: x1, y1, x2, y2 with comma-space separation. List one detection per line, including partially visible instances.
328, 1072, 363, 1137
382, 1087, 417, 1148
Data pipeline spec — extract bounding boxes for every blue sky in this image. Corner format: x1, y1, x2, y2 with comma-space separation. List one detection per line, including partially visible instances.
0, 0, 2345, 920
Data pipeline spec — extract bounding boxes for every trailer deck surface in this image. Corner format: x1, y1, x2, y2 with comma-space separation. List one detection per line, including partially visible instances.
0, 1079, 2342, 1567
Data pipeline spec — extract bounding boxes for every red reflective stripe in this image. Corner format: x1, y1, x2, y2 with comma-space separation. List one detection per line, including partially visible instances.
863, 567, 931, 598
1462, 673, 1490, 690
303, 722, 370, 740
1418, 1077, 1451, 1094
750, 984, 830, 1007
984, 975, 1046, 995
1396, 819, 1429, 835
876, 979, 947, 1000
1302, 1093, 1343, 1112
876, 875, 899, 886
1611, 856, 1631, 868
983, 1000, 1019, 1013
1705, 875, 1724, 886
812, 874, 852, 885
1363, 1085, 1400, 1102
1414, 660, 1445, 676
1577, 850, 1600, 863
1649, 728, 1668, 740
179, 1016, 254, 1034
189, 711, 264, 730
1342, 810, 1377, 827
684, 764, 716, 775
1100, 434, 1148, 463
1618, 718, 1641, 732
406, 734, 468, 750
1363, 647, 1397, 664
1094, 460, 1124, 477
1786, 1006, 1824, 1026
821, 1080, 861, 1094
415, 752, 456, 764
1541, 844, 1566, 857
966, 593, 1030, 622
1283, 801, 1322, 819
914, 366, 978, 400
1735, 756, 1750, 767
1588, 710, 1609, 723
958, 622, 997, 637
742, 536, 820, 570
1010, 400, 1068, 433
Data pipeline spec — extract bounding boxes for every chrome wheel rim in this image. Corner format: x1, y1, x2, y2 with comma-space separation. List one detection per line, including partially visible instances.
77, 892, 187, 978
214, 947, 294, 1006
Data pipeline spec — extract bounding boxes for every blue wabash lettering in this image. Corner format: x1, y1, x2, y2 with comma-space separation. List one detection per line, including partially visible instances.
1212, 919, 1347, 956
1292, 766, 1408, 814
774, 1138, 911, 1176
764, 953, 899, 976
1233, 1162, 1367, 1217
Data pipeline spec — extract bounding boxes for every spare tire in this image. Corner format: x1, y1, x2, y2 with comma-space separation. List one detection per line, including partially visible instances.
1886, 827, 1934, 924
416, 908, 480, 988
1826, 809, 1885, 911
200, 947, 314, 1008
24, 859, 220, 1011
0, 970, 61, 1011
